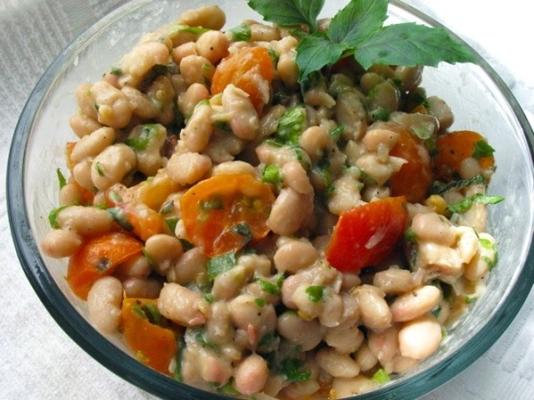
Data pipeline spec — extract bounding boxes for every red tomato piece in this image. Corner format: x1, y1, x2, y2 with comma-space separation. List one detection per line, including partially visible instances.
180, 174, 274, 256
434, 130, 495, 180
121, 298, 177, 375
68, 232, 143, 299
389, 129, 432, 203
326, 197, 408, 272
211, 47, 274, 112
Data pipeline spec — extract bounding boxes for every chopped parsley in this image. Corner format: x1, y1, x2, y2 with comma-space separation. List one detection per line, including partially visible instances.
404, 227, 417, 243
56, 168, 67, 189
305, 285, 324, 303
329, 125, 345, 142
277, 106, 307, 144
280, 358, 311, 382
257, 332, 280, 354
255, 298, 267, 307
228, 23, 252, 41
207, 252, 237, 281
430, 175, 486, 194
472, 140, 495, 159
258, 274, 284, 295
125, 124, 160, 151
95, 161, 105, 177
448, 193, 504, 214
261, 164, 282, 185
203, 293, 215, 304
107, 207, 133, 230
372, 368, 391, 384
48, 206, 68, 229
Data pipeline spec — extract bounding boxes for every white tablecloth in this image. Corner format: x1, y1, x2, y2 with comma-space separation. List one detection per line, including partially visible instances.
1, 1, 533, 399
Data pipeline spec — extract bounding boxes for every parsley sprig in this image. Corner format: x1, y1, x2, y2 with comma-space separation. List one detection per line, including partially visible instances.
247, 0, 474, 83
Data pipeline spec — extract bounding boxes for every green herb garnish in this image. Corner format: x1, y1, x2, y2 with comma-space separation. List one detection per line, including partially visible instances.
56, 168, 67, 189
107, 207, 133, 230
248, 0, 474, 84
95, 161, 105, 177
372, 368, 391, 384
203, 293, 215, 304
430, 175, 486, 194
404, 227, 417, 243
255, 298, 267, 307
329, 125, 344, 142
448, 193, 504, 214
125, 124, 159, 151
48, 206, 68, 229
258, 274, 284, 295
280, 358, 311, 382
207, 252, 237, 281
472, 140, 495, 159
229, 23, 252, 41
277, 106, 307, 144
110, 67, 123, 76
305, 285, 324, 303
165, 217, 179, 233
262, 164, 282, 185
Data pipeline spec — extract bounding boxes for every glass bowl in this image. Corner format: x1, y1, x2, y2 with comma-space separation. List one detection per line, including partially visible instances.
7, 0, 534, 399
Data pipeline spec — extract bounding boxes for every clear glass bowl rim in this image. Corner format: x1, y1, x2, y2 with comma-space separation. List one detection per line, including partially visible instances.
6, 1, 534, 399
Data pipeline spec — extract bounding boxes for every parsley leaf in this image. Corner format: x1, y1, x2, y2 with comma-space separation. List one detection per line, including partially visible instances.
262, 164, 282, 185
247, 0, 325, 31
229, 24, 251, 41
207, 252, 237, 281
328, 0, 388, 45
305, 285, 324, 303
125, 124, 160, 151
296, 33, 345, 83
430, 175, 486, 194
448, 193, 504, 214
56, 168, 67, 189
372, 368, 391, 384
255, 298, 267, 307
472, 140, 495, 159
277, 106, 307, 144
48, 206, 68, 229
355, 23, 475, 69
280, 358, 311, 382
258, 276, 283, 295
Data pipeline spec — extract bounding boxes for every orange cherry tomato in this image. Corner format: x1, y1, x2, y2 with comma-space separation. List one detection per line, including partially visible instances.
180, 174, 275, 256
121, 298, 177, 375
124, 203, 164, 241
389, 129, 433, 203
434, 130, 495, 180
326, 197, 408, 272
211, 47, 274, 112
68, 232, 143, 299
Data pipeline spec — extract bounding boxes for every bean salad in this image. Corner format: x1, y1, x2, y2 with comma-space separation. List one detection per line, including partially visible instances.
41, 2, 503, 399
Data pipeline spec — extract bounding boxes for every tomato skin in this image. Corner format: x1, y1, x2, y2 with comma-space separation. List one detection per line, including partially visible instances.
121, 298, 177, 375
326, 197, 408, 272
211, 47, 274, 112
68, 233, 143, 299
434, 130, 495, 180
124, 203, 164, 241
180, 174, 274, 256
390, 129, 432, 203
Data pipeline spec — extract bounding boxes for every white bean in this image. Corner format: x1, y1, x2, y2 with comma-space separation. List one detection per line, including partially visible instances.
198, 349, 233, 385
69, 114, 102, 138
316, 348, 360, 378
355, 343, 378, 372
157, 283, 206, 327
59, 183, 82, 206
332, 376, 378, 398
178, 83, 210, 117
362, 128, 399, 152
180, 55, 214, 86
120, 254, 151, 279
196, 30, 229, 64
168, 247, 207, 285
120, 41, 169, 87
398, 316, 442, 360
181, 103, 214, 152
373, 268, 415, 295
274, 239, 318, 273
41, 229, 82, 258
368, 327, 398, 370
72, 159, 93, 190
234, 354, 269, 396
121, 86, 159, 119
87, 277, 123, 334
391, 285, 442, 322
277, 51, 298, 88
179, 5, 226, 30
71, 127, 115, 164
123, 278, 162, 299
212, 161, 256, 176
354, 285, 392, 332
412, 212, 456, 246
90, 81, 133, 129
75, 83, 98, 119
144, 234, 183, 275
166, 152, 212, 185
299, 126, 331, 161
91, 144, 136, 191
56, 206, 113, 236
325, 325, 364, 354
267, 188, 305, 236
282, 161, 313, 194
172, 42, 198, 64
222, 84, 259, 140
277, 311, 324, 351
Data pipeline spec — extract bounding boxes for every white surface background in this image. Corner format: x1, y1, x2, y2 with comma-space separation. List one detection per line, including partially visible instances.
0, 1, 533, 399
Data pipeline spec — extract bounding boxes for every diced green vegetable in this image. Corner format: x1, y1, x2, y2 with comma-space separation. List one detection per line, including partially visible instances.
404, 227, 417, 243
48, 206, 68, 229
95, 161, 105, 177
125, 124, 160, 151
280, 358, 311, 382
329, 125, 344, 142
258, 274, 284, 295
110, 67, 123, 76
165, 217, 179, 233
255, 298, 266, 307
